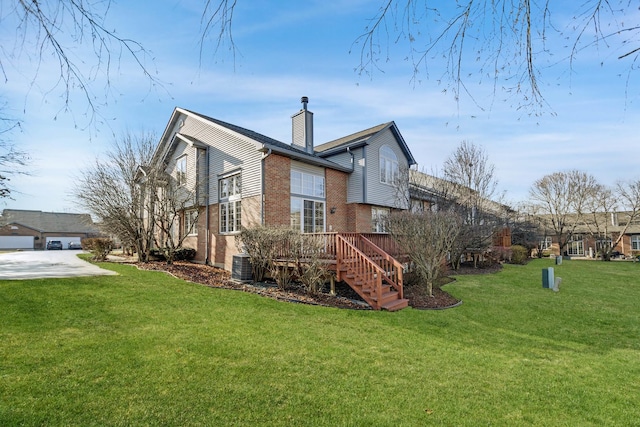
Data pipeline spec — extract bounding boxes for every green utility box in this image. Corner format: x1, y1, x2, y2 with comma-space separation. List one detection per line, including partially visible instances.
542, 267, 554, 289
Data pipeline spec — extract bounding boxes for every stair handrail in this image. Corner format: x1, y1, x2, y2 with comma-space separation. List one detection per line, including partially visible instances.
356, 235, 404, 299
336, 234, 384, 308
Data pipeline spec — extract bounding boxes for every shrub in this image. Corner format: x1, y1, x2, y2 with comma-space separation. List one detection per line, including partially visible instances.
237, 226, 331, 292
82, 238, 113, 261
510, 245, 529, 264
491, 246, 512, 263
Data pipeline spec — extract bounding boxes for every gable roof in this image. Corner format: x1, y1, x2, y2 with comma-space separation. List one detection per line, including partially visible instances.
0, 210, 99, 234
155, 108, 353, 173
315, 121, 416, 165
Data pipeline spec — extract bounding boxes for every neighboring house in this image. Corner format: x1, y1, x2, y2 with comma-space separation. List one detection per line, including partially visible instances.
537, 211, 640, 258
150, 97, 416, 271
0, 209, 100, 250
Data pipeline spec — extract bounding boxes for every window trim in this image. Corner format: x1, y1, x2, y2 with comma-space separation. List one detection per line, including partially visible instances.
567, 234, 585, 256
176, 155, 187, 186
291, 169, 325, 198
379, 145, 399, 185
184, 209, 198, 236
631, 235, 640, 251
291, 197, 325, 233
372, 207, 390, 233
219, 173, 242, 234
540, 236, 552, 250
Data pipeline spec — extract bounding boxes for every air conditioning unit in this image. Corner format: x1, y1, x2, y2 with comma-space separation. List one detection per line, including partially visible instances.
232, 254, 253, 282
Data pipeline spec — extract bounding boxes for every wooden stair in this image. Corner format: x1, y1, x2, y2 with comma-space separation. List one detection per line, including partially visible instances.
336, 235, 408, 311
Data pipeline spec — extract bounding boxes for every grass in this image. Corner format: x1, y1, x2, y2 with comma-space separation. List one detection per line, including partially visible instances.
1, 258, 639, 426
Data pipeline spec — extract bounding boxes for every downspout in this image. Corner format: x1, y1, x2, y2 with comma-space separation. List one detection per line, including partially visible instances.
204, 147, 211, 265
261, 146, 272, 226
362, 145, 367, 204
346, 146, 355, 172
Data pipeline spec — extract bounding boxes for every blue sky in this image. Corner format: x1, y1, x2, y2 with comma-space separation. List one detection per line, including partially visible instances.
3, 0, 639, 212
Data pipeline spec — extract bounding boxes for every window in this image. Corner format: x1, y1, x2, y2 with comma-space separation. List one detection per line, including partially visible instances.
567, 234, 584, 256
176, 156, 187, 186
632, 235, 640, 251
291, 199, 324, 233
290, 169, 325, 233
219, 174, 242, 233
372, 207, 390, 232
290, 170, 324, 197
596, 238, 612, 253
184, 209, 198, 236
379, 145, 399, 184
540, 237, 552, 250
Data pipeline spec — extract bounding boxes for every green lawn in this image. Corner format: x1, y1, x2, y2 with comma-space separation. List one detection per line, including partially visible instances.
1, 258, 639, 426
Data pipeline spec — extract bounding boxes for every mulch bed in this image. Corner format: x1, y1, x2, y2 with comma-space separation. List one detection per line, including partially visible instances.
126, 260, 502, 310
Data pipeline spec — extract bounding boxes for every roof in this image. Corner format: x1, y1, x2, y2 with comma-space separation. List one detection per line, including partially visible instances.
160, 108, 353, 173
315, 123, 389, 153
315, 121, 416, 165
0, 210, 99, 234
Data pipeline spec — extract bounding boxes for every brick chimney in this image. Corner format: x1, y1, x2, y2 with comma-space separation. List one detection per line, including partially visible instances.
291, 96, 314, 154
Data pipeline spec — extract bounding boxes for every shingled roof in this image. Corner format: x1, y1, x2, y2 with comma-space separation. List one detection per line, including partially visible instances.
0, 210, 99, 234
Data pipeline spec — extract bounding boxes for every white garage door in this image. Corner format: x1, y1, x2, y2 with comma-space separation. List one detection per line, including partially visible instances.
0, 236, 35, 250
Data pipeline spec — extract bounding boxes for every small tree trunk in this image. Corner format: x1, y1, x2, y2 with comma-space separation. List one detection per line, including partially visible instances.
426, 280, 433, 298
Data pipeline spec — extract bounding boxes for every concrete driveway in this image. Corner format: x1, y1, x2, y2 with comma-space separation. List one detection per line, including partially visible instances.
0, 250, 118, 280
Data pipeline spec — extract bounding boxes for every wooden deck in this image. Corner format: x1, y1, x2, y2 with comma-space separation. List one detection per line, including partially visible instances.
294, 233, 408, 311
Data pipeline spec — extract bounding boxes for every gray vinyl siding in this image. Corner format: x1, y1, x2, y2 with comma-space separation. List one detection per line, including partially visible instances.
177, 115, 263, 205
322, 147, 365, 204
364, 129, 410, 209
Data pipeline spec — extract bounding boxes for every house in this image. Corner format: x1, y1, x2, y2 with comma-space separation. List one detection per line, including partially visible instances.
148, 97, 417, 310
152, 97, 416, 268
536, 211, 640, 258
0, 209, 100, 250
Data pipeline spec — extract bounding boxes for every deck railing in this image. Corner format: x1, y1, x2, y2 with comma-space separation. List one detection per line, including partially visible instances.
270, 232, 403, 295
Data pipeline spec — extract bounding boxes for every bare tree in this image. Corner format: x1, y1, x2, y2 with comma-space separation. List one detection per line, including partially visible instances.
0, 140, 29, 199
582, 179, 640, 260
513, 202, 554, 258
1, 0, 160, 129
442, 141, 506, 267
200, 1, 639, 111
352, 1, 639, 111
72, 132, 157, 262
529, 170, 599, 255
149, 175, 201, 265
386, 209, 461, 297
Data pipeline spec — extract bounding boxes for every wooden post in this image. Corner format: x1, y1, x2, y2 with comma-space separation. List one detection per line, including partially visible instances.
329, 275, 335, 296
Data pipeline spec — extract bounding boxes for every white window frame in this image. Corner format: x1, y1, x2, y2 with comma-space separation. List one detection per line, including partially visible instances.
184, 209, 198, 236
631, 235, 640, 251
372, 207, 390, 232
290, 169, 325, 233
219, 174, 242, 234
567, 234, 585, 256
291, 198, 325, 233
176, 155, 187, 186
379, 145, 399, 185
540, 237, 552, 250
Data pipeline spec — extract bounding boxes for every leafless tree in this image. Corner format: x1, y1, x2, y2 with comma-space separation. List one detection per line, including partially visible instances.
72, 132, 157, 262
442, 141, 506, 267
529, 170, 599, 254
386, 209, 461, 297
200, 1, 639, 111
149, 175, 201, 265
581, 179, 640, 260
0, 140, 29, 199
513, 202, 553, 258
1, 0, 160, 129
